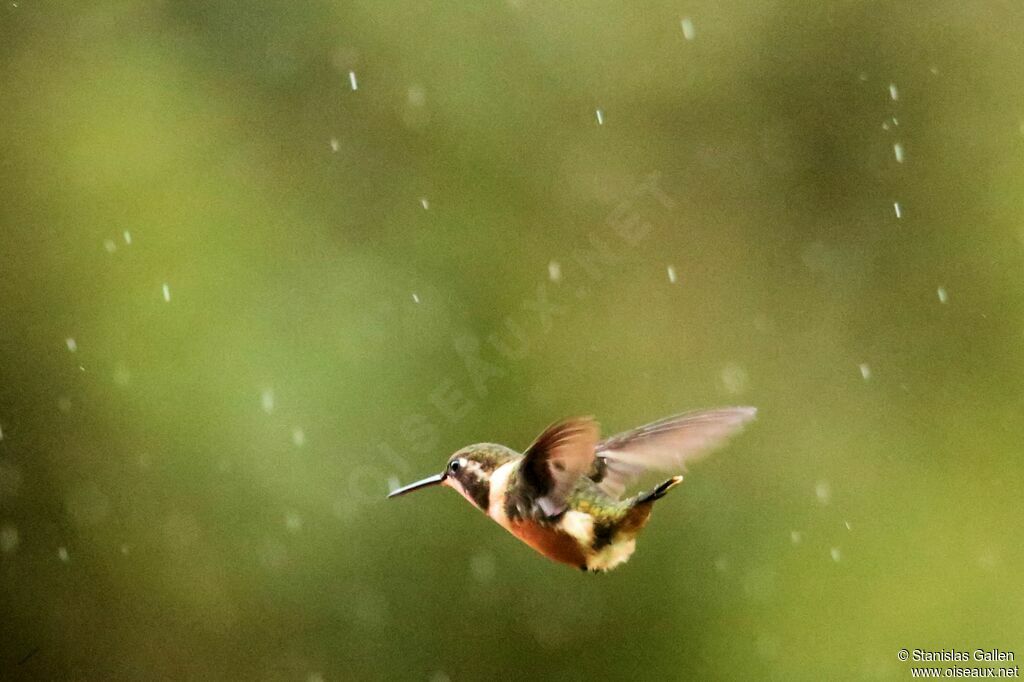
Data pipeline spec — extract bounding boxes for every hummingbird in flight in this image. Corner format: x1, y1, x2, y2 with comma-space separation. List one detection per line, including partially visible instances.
388, 407, 756, 572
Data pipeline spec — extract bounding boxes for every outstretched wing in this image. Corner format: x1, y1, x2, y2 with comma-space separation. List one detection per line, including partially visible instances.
517, 416, 600, 517
591, 407, 756, 499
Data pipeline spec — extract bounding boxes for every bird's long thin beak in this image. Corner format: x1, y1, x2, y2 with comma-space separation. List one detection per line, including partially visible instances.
387, 473, 445, 499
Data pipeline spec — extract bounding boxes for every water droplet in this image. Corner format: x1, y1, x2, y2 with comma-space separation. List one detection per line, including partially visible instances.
348, 70, 358, 91
595, 108, 604, 125
937, 287, 949, 304
548, 260, 562, 282
893, 202, 902, 219
815, 480, 832, 505
893, 142, 905, 163
888, 83, 899, 101
260, 388, 275, 414
470, 551, 497, 583
57, 546, 70, 563
113, 363, 131, 386
859, 363, 871, 381
162, 283, 171, 302
666, 265, 678, 284
407, 85, 426, 107
720, 363, 748, 395
0, 524, 18, 554
291, 427, 306, 447
830, 547, 842, 562
680, 17, 696, 40
65, 337, 77, 352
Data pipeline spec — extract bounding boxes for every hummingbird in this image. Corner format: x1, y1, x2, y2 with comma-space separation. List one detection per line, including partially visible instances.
387, 407, 756, 572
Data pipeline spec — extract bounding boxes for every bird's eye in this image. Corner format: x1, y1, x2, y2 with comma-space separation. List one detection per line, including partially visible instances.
448, 459, 462, 474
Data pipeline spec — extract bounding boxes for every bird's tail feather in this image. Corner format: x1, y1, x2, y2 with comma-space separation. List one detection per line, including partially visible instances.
636, 475, 683, 504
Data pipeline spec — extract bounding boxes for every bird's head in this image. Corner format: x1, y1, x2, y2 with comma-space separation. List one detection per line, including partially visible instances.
387, 444, 516, 511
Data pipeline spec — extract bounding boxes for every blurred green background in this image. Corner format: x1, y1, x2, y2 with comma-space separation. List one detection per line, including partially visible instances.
1, 1, 1023, 680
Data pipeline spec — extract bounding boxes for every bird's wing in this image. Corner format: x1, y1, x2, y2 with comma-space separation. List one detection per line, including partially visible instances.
517, 416, 600, 517
591, 407, 756, 499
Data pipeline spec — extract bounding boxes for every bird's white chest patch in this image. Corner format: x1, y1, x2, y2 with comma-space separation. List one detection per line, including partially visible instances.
560, 510, 594, 544
487, 461, 517, 529
587, 538, 637, 572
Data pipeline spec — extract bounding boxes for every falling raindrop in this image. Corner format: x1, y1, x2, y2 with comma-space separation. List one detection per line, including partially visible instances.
292, 427, 306, 447
261, 388, 275, 414
844, 520, 852, 530
548, 260, 562, 283
285, 511, 303, 533
859, 363, 871, 381
113, 363, 131, 386
680, 17, 696, 41
103, 239, 117, 253
666, 265, 678, 283
0, 524, 18, 554
888, 83, 899, 101
348, 70, 358, 91
815, 480, 832, 505
123, 230, 132, 245
595, 109, 604, 125
419, 197, 430, 210
937, 287, 949, 304
57, 546, 70, 563
893, 142, 905, 163
470, 551, 497, 583
893, 202, 902, 219
720, 363, 749, 395
830, 547, 842, 562
407, 85, 426, 107
66, 337, 77, 353
412, 293, 420, 303
162, 283, 171, 302
329, 138, 340, 152
790, 530, 802, 545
